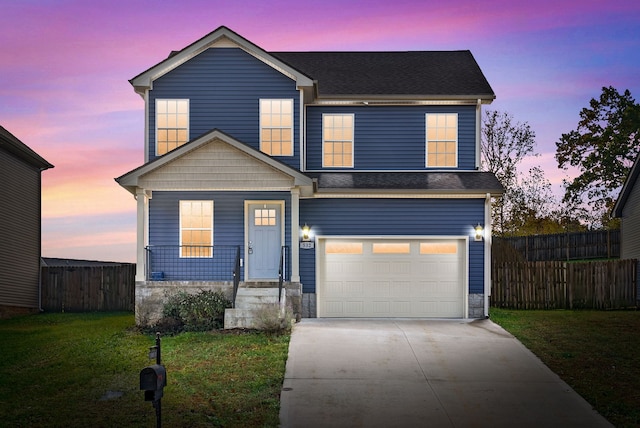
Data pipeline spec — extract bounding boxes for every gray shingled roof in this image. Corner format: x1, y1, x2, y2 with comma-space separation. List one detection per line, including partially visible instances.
307, 172, 503, 194
272, 51, 495, 98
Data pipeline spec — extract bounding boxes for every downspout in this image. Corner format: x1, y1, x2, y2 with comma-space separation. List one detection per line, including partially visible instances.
484, 192, 492, 317
38, 169, 44, 312
299, 90, 305, 171
475, 99, 481, 170
144, 90, 150, 164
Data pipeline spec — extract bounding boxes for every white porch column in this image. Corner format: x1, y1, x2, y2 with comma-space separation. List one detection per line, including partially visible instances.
135, 188, 151, 282
290, 187, 301, 282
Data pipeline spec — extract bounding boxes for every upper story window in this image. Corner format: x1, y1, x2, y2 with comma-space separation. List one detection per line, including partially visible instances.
260, 99, 293, 156
426, 113, 457, 167
323, 114, 354, 168
179, 200, 213, 258
156, 99, 189, 156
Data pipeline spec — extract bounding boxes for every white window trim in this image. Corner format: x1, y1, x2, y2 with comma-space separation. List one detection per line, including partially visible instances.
260, 99, 294, 156
179, 200, 214, 259
322, 113, 355, 168
155, 99, 189, 156
425, 112, 458, 168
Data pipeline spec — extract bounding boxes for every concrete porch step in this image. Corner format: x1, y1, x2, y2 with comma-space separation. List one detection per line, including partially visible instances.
224, 287, 286, 329
235, 287, 281, 309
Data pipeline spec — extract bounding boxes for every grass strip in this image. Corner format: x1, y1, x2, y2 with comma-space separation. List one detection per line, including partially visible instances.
0, 312, 289, 427
490, 308, 640, 427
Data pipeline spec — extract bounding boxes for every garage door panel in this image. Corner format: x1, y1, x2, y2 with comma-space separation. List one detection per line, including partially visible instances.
344, 281, 364, 296
371, 281, 391, 297
344, 301, 364, 315
319, 238, 465, 318
372, 301, 390, 314
393, 301, 412, 314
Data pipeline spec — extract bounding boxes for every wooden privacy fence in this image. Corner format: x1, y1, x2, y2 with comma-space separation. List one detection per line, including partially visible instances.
41, 265, 135, 312
494, 229, 620, 262
491, 259, 638, 310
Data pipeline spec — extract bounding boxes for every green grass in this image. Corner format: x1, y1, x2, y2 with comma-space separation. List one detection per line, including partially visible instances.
490, 308, 640, 427
0, 312, 289, 427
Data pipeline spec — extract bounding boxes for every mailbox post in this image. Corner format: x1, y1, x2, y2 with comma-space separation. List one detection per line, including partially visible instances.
140, 333, 165, 428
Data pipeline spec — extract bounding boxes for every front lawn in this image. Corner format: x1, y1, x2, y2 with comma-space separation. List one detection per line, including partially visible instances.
490, 308, 640, 427
0, 312, 289, 427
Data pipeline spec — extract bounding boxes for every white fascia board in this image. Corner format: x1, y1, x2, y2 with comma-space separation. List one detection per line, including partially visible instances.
311, 96, 495, 106
308, 192, 493, 199
130, 27, 313, 95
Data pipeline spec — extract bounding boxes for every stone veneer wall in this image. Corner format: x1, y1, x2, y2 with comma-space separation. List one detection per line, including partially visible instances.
468, 293, 485, 318
135, 281, 303, 326
135, 281, 233, 326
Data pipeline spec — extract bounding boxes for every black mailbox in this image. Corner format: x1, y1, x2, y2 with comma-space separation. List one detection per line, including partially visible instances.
140, 364, 167, 402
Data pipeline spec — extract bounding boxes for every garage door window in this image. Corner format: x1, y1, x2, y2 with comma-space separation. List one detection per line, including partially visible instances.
325, 242, 363, 254
420, 242, 458, 254
372, 242, 410, 254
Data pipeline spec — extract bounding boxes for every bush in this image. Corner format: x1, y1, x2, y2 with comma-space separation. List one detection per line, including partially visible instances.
158, 289, 231, 333
254, 303, 294, 334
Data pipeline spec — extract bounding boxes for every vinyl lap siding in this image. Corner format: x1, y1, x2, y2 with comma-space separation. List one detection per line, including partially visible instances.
149, 191, 291, 280
149, 48, 301, 169
621, 182, 640, 260
305, 105, 476, 170
298, 198, 484, 294
0, 151, 41, 308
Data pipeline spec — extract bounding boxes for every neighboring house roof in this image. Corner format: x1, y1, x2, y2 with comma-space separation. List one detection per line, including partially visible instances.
41, 258, 132, 267
116, 128, 314, 194
0, 126, 54, 170
308, 172, 504, 195
272, 51, 495, 100
129, 26, 494, 102
613, 154, 640, 217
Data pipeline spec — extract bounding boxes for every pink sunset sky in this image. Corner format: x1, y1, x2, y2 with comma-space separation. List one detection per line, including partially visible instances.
2, 0, 639, 262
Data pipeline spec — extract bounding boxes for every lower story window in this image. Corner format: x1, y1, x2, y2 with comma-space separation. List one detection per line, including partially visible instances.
180, 200, 213, 257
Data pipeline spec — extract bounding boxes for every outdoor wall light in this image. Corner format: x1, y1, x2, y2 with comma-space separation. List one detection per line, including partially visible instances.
474, 223, 484, 241
301, 224, 311, 241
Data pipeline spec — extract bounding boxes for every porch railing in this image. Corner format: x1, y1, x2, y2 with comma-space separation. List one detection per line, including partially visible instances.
232, 246, 241, 308
145, 245, 240, 282
278, 246, 289, 303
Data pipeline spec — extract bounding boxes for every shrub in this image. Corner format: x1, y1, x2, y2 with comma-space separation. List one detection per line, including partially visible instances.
254, 303, 294, 334
158, 289, 231, 333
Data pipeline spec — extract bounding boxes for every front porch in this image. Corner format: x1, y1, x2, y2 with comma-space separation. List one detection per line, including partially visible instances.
134, 280, 302, 328
135, 244, 301, 328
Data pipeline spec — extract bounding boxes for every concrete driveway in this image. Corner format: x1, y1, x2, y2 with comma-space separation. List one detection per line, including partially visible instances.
279, 319, 611, 427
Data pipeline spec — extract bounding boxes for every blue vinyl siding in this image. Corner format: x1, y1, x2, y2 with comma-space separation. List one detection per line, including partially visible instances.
149, 48, 301, 169
305, 105, 476, 170
149, 191, 291, 280
298, 198, 485, 294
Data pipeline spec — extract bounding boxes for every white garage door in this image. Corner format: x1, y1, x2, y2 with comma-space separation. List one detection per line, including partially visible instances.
318, 238, 466, 318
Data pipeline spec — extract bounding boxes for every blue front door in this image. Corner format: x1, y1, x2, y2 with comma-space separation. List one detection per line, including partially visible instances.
248, 203, 282, 279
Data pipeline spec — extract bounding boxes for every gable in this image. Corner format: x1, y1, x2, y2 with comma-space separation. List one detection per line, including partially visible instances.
139, 139, 296, 191
116, 129, 313, 194
130, 26, 313, 96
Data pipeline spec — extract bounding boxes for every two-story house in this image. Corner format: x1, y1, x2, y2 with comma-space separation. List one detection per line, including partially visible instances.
116, 26, 503, 325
